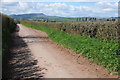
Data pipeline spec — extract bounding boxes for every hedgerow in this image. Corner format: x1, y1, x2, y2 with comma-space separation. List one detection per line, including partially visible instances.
22, 21, 119, 40
1, 13, 17, 67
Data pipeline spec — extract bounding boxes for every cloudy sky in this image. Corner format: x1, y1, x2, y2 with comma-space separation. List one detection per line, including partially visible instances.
0, 0, 119, 17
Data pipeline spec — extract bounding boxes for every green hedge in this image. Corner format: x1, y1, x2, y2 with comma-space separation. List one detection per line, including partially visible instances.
1, 13, 17, 65
22, 21, 119, 40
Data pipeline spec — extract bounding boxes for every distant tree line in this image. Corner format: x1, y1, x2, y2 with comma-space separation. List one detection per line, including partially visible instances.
76, 17, 97, 21
76, 17, 117, 22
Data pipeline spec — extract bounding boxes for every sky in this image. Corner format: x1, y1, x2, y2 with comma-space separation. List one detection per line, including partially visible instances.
0, 0, 119, 17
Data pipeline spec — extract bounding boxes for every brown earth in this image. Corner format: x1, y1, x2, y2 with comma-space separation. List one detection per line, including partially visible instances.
16, 24, 118, 78
2, 31, 44, 79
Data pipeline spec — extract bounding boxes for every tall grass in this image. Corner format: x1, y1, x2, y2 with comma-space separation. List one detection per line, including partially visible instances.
22, 22, 119, 73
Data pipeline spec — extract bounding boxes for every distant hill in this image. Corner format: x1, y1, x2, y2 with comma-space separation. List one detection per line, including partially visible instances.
10, 13, 60, 19
10, 13, 118, 22
10, 13, 79, 22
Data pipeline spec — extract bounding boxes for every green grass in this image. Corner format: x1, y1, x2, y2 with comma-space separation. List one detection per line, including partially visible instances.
53, 18, 77, 22
22, 23, 119, 73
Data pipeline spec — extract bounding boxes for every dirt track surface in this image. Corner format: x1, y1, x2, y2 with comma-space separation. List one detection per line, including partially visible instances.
17, 24, 117, 78
3, 31, 43, 79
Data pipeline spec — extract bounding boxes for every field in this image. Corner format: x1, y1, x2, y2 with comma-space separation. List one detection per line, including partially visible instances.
22, 21, 119, 74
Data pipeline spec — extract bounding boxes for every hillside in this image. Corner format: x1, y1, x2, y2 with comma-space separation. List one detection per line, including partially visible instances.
10, 13, 60, 19
10, 13, 80, 22
10, 13, 118, 22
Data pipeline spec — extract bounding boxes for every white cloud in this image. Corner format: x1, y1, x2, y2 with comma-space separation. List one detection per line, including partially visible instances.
18, 2, 28, 8
2, 0, 19, 2
97, 1, 118, 8
2, 0, 119, 2
1, 2, 118, 17
103, 8, 114, 12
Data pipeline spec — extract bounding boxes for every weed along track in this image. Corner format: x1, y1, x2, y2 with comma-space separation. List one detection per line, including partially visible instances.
15, 24, 118, 78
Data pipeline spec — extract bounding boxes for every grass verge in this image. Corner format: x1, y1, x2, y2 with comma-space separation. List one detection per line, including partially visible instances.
22, 23, 119, 74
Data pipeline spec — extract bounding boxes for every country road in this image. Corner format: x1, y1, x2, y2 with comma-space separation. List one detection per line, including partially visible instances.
17, 24, 117, 78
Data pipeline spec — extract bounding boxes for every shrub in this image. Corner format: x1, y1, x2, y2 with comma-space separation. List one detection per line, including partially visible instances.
22, 21, 119, 40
